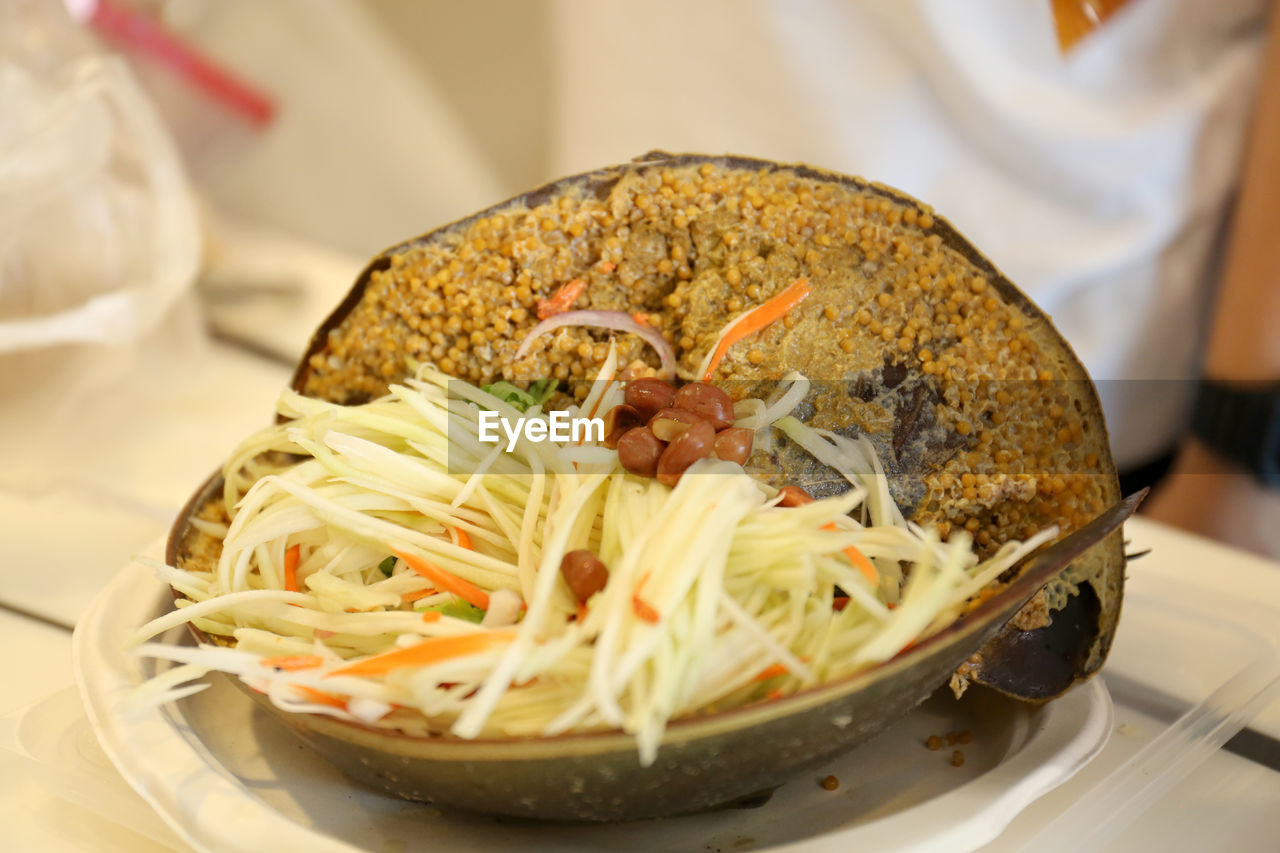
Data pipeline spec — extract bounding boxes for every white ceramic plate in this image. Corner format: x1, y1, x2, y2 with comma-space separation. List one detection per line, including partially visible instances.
77, 545, 1113, 853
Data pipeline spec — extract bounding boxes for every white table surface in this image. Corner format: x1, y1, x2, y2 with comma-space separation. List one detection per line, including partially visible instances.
3, 240, 1279, 849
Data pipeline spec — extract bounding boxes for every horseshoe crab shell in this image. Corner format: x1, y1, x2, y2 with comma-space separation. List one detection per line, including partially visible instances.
166, 153, 1129, 820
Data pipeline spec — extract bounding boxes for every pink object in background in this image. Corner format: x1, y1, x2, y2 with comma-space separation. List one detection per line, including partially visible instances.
65, 0, 275, 126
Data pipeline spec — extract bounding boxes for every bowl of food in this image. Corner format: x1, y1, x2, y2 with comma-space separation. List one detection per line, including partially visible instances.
136, 153, 1135, 822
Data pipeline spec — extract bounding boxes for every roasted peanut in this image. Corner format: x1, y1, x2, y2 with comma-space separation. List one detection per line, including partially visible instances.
560, 549, 609, 601
649, 407, 705, 442
656, 420, 716, 486
624, 378, 677, 421
602, 404, 643, 449
713, 427, 754, 464
673, 382, 735, 430
617, 427, 665, 477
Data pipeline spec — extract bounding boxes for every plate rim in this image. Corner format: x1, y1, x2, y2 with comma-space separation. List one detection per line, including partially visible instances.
74, 542, 359, 853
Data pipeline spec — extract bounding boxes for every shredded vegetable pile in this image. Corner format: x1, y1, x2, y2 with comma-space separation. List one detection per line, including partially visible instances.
132, 361, 1056, 766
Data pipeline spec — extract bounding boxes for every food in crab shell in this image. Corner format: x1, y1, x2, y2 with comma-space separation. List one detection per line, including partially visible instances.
139, 153, 1127, 821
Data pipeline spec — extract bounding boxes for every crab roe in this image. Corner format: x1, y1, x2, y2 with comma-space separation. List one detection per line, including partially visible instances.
302, 159, 1110, 558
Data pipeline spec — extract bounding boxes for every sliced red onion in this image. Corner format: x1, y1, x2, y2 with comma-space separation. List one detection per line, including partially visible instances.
515, 310, 676, 378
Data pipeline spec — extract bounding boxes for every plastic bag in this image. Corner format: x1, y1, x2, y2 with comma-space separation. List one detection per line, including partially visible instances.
0, 0, 199, 354
0, 0, 205, 508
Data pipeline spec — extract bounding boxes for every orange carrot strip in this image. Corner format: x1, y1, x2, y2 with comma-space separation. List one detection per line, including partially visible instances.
536, 278, 588, 320
632, 571, 660, 624
750, 657, 811, 683
841, 545, 879, 585
817, 521, 879, 585
702, 277, 810, 380
421, 610, 441, 623
633, 598, 660, 624
392, 548, 490, 610
330, 631, 515, 677
584, 377, 620, 423
766, 688, 785, 701
778, 486, 879, 584
576, 600, 589, 623
750, 663, 789, 683
450, 526, 474, 551
295, 685, 347, 709
283, 544, 300, 592
632, 312, 649, 326
777, 485, 815, 507
402, 588, 439, 603
261, 655, 323, 671
599, 261, 616, 273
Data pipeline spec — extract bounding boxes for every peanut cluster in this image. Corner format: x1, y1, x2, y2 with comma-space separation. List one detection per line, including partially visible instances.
606, 379, 753, 486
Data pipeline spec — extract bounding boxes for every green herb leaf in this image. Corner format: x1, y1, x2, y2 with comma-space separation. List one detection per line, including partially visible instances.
420, 598, 486, 623
526, 377, 558, 406
377, 555, 397, 577
480, 379, 558, 413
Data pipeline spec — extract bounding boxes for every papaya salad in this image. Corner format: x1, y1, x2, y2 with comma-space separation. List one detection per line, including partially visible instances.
131, 353, 1056, 767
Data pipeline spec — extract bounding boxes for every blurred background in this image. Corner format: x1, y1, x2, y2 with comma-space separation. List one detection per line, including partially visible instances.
2, 0, 1278, 629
